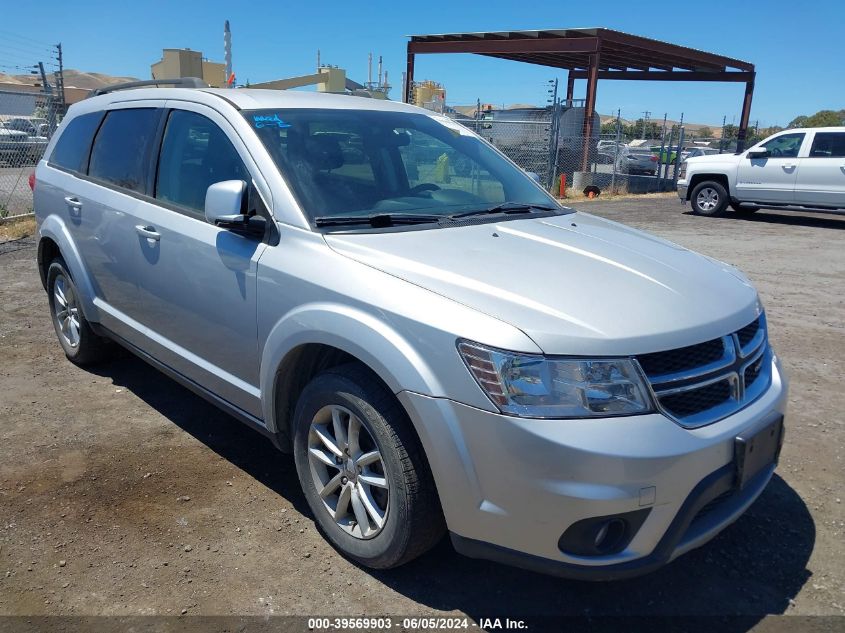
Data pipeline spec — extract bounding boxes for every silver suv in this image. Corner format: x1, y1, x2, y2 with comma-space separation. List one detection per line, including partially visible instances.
34, 82, 788, 580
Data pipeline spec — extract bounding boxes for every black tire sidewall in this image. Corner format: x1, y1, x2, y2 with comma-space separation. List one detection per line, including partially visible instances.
47, 259, 85, 360
292, 371, 412, 567
691, 181, 729, 216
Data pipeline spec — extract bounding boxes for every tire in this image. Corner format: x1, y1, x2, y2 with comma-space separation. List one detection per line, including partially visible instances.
292, 363, 444, 569
46, 258, 114, 365
690, 180, 729, 216
730, 202, 760, 215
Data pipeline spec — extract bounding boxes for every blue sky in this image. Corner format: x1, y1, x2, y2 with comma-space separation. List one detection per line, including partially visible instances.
0, 0, 841, 127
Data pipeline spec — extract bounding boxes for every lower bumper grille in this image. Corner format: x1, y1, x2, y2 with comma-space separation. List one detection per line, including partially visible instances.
636, 314, 772, 427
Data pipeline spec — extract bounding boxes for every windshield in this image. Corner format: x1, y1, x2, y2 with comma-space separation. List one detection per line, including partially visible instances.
245, 108, 565, 227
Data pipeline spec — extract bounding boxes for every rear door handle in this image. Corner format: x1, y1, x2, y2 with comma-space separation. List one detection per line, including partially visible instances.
135, 225, 161, 241
64, 196, 82, 210
782, 163, 796, 170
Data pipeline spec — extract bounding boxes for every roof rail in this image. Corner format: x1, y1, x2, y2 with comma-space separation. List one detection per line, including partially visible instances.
88, 77, 208, 98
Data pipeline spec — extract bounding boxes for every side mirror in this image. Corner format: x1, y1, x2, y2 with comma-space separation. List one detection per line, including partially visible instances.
747, 148, 769, 159
526, 171, 542, 184
205, 180, 247, 226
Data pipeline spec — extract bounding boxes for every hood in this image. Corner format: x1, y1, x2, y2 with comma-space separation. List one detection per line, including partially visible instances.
324, 213, 761, 355
686, 152, 739, 165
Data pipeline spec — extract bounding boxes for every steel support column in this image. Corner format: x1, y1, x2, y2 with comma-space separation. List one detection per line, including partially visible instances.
405, 50, 415, 104
565, 71, 575, 106
736, 73, 756, 152
581, 53, 600, 172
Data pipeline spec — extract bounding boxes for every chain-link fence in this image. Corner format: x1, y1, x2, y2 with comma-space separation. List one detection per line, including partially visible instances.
448, 108, 687, 198
1, 89, 62, 220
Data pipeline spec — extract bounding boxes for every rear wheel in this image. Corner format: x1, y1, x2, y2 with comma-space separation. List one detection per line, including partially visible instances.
47, 258, 114, 365
690, 181, 729, 216
292, 363, 444, 569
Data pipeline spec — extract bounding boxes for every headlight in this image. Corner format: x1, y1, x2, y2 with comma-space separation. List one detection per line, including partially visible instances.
678, 162, 687, 179
458, 340, 654, 419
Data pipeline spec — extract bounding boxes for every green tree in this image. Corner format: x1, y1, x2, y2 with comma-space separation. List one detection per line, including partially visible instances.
697, 126, 714, 138
787, 109, 845, 128
600, 120, 619, 137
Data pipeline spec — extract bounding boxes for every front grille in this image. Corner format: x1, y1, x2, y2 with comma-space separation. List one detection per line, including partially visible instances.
661, 379, 731, 418
691, 490, 734, 525
737, 317, 760, 348
637, 338, 724, 377
745, 355, 763, 388
636, 314, 771, 428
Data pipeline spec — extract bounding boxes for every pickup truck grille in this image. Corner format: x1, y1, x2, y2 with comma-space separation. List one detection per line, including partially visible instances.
636, 315, 771, 428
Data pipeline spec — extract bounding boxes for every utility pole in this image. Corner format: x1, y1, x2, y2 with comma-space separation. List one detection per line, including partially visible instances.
719, 115, 727, 153
642, 110, 651, 139
546, 78, 560, 190
54, 43, 66, 114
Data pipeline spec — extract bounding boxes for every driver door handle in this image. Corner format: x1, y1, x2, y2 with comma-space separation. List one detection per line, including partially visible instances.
135, 225, 161, 241
782, 163, 796, 170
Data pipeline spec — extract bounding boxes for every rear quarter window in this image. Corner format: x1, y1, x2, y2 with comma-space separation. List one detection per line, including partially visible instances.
88, 108, 160, 193
49, 112, 103, 173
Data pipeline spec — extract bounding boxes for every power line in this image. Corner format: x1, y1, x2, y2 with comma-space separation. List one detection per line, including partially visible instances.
0, 29, 54, 51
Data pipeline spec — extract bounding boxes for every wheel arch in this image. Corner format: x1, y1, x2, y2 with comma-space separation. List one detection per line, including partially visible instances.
37, 215, 100, 321
687, 173, 730, 199
260, 303, 449, 451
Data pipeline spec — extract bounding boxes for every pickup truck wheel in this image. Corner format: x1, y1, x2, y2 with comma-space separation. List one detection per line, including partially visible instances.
46, 258, 114, 365
731, 203, 760, 215
292, 363, 444, 569
690, 181, 729, 216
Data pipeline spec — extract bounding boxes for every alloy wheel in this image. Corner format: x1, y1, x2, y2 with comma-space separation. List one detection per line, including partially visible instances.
53, 274, 81, 348
307, 405, 389, 539
696, 187, 720, 212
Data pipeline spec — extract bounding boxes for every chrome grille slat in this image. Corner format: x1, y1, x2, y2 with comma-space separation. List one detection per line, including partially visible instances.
637, 315, 771, 428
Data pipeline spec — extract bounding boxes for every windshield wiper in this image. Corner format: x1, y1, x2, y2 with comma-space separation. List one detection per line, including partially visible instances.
314, 213, 443, 228
449, 202, 559, 219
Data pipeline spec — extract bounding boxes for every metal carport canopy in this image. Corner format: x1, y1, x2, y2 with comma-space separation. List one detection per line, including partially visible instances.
405, 28, 756, 168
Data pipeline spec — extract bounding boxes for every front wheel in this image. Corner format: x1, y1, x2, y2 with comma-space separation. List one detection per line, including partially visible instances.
690, 181, 729, 216
292, 363, 444, 569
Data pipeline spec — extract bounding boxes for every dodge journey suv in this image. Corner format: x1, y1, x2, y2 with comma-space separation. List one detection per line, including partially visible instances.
33, 80, 788, 580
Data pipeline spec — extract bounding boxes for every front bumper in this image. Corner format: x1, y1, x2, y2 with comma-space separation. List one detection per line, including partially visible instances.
398, 356, 788, 580
677, 183, 689, 200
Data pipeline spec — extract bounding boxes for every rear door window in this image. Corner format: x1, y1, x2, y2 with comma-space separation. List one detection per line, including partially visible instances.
809, 132, 845, 158
88, 108, 160, 193
49, 112, 103, 174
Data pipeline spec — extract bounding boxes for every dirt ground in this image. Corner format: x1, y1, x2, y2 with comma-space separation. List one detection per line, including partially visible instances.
1, 199, 843, 627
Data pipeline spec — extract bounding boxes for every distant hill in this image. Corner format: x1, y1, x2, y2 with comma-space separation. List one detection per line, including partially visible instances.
0, 69, 140, 90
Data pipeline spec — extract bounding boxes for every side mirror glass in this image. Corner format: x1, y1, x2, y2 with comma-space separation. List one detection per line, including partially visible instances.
747, 148, 769, 159
526, 171, 542, 184
205, 180, 247, 226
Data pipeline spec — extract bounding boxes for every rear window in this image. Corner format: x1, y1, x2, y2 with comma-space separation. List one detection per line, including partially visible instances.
88, 108, 159, 193
49, 112, 103, 173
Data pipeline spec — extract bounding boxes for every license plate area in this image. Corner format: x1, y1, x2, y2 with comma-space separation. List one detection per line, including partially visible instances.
734, 415, 784, 489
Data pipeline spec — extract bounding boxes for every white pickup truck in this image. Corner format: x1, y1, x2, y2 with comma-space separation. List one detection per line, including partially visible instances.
678, 127, 845, 216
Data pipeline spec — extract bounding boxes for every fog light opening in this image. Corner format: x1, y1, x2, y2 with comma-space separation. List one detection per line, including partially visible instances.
593, 518, 626, 553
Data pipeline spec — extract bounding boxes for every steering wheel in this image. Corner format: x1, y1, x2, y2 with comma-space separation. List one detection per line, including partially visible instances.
409, 183, 440, 195
770, 147, 783, 157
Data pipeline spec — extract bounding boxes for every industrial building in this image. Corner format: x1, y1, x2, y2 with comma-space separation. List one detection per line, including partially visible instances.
151, 49, 226, 88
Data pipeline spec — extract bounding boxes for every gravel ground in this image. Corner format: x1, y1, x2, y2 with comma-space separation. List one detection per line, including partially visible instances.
0, 198, 843, 627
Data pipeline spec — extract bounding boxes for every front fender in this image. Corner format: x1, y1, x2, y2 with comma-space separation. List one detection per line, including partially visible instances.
259, 302, 456, 432
38, 214, 100, 322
